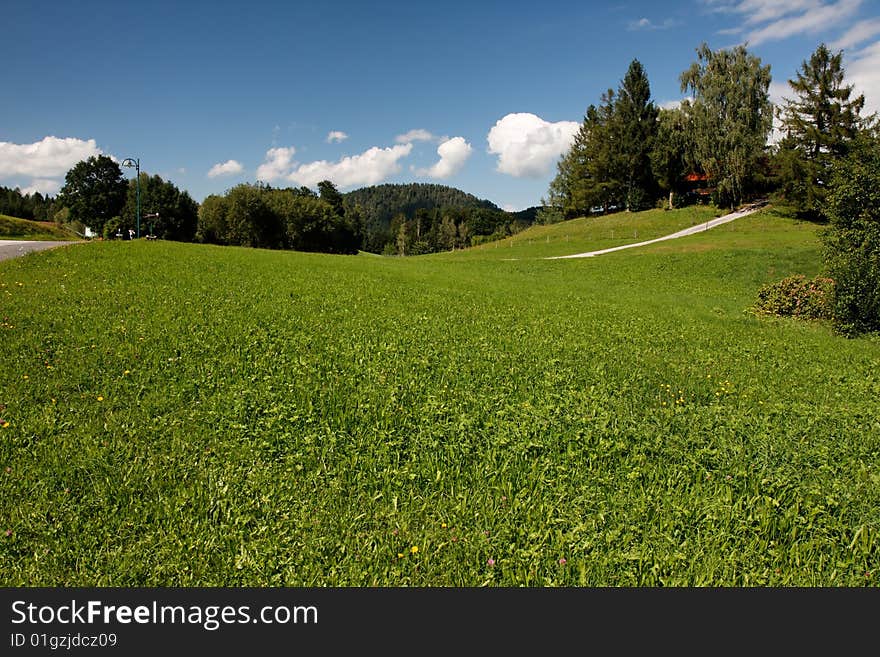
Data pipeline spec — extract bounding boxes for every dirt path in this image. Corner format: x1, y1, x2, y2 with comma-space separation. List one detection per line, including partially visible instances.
545, 201, 767, 260
0, 240, 84, 263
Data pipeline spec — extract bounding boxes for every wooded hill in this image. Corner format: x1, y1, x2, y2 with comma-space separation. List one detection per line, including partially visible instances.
342, 182, 537, 253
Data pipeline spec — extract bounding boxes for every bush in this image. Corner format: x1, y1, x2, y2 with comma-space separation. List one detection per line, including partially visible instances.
752, 275, 835, 320
822, 134, 880, 335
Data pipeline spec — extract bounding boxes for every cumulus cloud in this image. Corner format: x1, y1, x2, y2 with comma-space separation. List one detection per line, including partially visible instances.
257, 143, 413, 189
416, 137, 473, 179
707, 0, 863, 46
207, 159, 244, 178
288, 144, 413, 188
0, 136, 102, 179
326, 131, 349, 143
486, 113, 579, 178
19, 179, 62, 196
256, 147, 297, 182
395, 129, 436, 144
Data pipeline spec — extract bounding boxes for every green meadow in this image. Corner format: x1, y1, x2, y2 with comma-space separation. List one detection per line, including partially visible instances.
1, 206, 878, 586
0, 215, 79, 241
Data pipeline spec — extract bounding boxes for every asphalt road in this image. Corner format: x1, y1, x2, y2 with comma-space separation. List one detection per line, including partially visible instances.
0, 240, 84, 262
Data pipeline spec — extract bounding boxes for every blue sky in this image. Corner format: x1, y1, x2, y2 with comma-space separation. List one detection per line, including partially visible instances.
2, 0, 879, 211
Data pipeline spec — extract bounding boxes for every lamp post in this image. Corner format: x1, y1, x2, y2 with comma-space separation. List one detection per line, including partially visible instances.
121, 157, 140, 238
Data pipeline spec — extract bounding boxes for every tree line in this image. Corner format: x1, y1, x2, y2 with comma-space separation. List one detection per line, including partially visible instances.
4, 40, 877, 334
41, 160, 535, 255
342, 183, 534, 254
545, 44, 776, 218
543, 41, 878, 334
0, 186, 58, 223
545, 42, 873, 220
197, 181, 362, 254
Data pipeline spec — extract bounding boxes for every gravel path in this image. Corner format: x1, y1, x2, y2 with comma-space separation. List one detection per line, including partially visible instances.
0, 240, 84, 262
545, 201, 767, 260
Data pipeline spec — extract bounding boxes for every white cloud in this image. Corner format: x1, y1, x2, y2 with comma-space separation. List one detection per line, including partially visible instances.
326, 131, 349, 143
846, 39, 880, 116
832, 17, 880, 49
19, 179, 62, 196
395, 129, 436, 144
768, 80, 790, 105
707, 0, 863, 46
766, 80, 792, 145
659, 97, 694, 110
416, 137, 473, 179
260, 143, 413, 189
256, 147, 297, 182
207, 159, 244, 178
714, 0, 820, 26
0, 136, 103, 179
486, 113, 579, 178
628, 17, 677, 31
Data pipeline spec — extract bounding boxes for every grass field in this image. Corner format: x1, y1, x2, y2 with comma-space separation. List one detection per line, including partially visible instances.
458, 204, 722, 259
0, 214, 79, 241
1, 206, 878, 586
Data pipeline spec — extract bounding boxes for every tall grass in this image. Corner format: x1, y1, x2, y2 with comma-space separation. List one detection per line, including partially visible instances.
1, 208, 877, 585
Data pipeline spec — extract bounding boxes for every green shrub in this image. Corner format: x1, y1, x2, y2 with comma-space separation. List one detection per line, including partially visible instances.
822, 134, 880, 335
752, 274, 835, 320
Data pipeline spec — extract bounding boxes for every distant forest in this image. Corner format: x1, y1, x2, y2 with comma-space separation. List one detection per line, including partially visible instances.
10, 40, 875, 261
0, 186, 57, 222
2, 178, 538, 255
343, 183, 538, 253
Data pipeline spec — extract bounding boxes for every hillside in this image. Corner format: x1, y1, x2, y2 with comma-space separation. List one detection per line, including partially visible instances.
440, 205, 723, 260
1, 207, 877, 586
344, 182, 498, 218
0, 214, 79, 240
343, 183, 521, 252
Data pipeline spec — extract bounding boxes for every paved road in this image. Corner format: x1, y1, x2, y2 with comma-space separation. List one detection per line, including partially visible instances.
545, 202, 767, 260
0, 240, 84, 262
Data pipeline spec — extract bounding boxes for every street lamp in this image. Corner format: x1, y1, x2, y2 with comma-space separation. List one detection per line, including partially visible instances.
121, 157, 140, 238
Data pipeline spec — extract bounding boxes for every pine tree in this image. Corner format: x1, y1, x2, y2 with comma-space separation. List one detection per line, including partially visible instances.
616, 59, 659, 211
546, 89, 624, 219
776, 43, 871, 218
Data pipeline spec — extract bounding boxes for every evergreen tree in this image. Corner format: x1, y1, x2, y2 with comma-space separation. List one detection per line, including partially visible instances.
547, 89, 624, 219
776, 43, 871, 218
615, 59, 658, 211
318, 180, 345, 216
